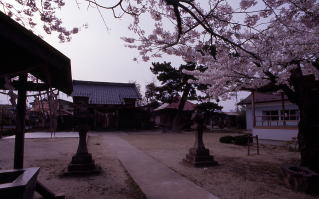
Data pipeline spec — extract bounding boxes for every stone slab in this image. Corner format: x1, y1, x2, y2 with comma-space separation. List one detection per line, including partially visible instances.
106, 135, 219, 199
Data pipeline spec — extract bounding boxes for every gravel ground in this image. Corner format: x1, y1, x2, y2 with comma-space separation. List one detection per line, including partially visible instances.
0, 135, 145, 199
0, 131, 317, 199
120, 131, 317, 199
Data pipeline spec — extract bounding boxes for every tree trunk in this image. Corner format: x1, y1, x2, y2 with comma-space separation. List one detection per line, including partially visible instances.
172, 84, 191, 131
297, 88, 319, 172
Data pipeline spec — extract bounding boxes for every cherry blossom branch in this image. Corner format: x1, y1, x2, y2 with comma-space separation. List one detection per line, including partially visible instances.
175, 1, 260, 59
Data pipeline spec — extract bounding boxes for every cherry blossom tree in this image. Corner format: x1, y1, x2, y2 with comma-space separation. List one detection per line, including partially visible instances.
0, 0, 81, 42
2, 0, 319, 171
121, 0, 319, 172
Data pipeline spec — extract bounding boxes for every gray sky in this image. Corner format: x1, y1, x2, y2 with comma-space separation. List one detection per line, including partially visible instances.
0, 1, 250, 111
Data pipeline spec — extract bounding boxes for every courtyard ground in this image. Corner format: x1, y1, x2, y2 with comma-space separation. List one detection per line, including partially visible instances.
0, 130, 316, 199
120, 131, 315, 199
0, 135, 145, 199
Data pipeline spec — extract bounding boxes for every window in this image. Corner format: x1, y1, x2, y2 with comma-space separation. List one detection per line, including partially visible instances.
280, 109, 299, 120
262, 110, 279, 121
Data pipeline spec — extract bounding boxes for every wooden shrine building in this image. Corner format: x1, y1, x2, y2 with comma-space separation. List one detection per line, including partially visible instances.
72, 80, 141, 130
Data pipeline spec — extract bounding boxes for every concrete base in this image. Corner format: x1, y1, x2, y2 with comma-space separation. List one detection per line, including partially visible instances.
184, 148, 218, 167
281, 164, 319, 195
0, 167, 39, 199
64, 153, 101, 176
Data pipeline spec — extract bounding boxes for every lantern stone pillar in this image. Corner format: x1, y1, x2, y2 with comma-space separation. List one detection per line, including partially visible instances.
65, 97, 100, 175
184, 111, 218, 167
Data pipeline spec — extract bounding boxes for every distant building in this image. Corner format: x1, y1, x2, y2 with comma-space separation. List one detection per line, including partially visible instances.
238, 92, 299, 141
153, 98, 196, 130
31, 98, 73, 116
72, 80, 141, 130
29, 99, 74, 130
0, 104, 15, 130
214, 112, 242, 129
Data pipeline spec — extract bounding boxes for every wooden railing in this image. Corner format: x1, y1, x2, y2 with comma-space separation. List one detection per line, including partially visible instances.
255, 114, 299, 127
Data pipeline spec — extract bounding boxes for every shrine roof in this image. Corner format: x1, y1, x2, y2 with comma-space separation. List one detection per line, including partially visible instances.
0, 11, 72, 94
72, 80, 141, 105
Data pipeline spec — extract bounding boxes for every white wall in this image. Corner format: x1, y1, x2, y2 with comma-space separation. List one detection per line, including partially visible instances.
244, 101, 299, 141
252, 128, 298, 141
245, 101, 299, 129
246, 108, 253, 130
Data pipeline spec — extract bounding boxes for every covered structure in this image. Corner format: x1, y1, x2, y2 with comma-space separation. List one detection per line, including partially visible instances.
153, 99, 196, 130
0, 11, 73, 169
29, 99, 74, 130
72, 80, 141, 130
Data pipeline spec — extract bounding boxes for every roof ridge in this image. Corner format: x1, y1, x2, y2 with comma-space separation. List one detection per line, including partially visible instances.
73, 80, 136, 87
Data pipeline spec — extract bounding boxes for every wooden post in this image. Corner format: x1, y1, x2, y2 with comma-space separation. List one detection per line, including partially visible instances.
14, 74, 27, 169
247, 136, 250, 156
251, 91, 256, 128
256, 135, 260, 155
281, 92, 286, 127
0, 109, 3, 138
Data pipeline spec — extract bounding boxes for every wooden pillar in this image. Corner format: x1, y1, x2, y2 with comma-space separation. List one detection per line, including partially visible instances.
251, 91, 256, 128
281, 92, 286, 127
14, 74, 27, 169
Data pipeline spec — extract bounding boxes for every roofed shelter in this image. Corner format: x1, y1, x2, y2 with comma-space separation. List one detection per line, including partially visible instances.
0, 11, 73, 169
153, 98, 196, 131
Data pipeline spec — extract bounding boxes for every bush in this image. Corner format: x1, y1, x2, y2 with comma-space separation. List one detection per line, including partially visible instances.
233, 134, 252, 146
219, 134, 252, 146
219, 136, 234, 144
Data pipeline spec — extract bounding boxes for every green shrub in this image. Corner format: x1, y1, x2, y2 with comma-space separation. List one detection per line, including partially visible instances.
219, 136, 234, 144
233, 134, 252, 146
220, 134, 252, 146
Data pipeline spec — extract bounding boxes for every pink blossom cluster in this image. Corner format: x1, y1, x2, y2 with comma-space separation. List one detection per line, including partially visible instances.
117, 0, 319, 100
0, 0, 81, 42
2, 0, 318, 100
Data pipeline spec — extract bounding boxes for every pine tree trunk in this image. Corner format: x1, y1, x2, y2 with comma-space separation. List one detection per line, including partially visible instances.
297, 89, 319, 172
172, 84, 191, 131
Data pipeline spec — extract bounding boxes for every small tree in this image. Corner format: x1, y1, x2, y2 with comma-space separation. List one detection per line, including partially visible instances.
196, 101, 222, 128
145, 82, 159, 104
149, 62, 208, 130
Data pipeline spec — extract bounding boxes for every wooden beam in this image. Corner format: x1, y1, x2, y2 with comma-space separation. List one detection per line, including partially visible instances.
0, 80, 50, 91
281, 92, 286, 127
14, 74, 27, 169
252, 91, 256, 128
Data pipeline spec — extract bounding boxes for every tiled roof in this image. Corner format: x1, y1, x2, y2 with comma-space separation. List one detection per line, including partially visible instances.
238, 92, 288, 105
72, 80, 141, 105
154, 100, 196, 111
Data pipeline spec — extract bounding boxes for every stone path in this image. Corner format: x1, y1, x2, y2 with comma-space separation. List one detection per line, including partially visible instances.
106, 135, 220, 199
2, 132, 79, 139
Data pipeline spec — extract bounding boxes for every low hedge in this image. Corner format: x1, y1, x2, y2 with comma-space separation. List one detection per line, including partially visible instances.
219, 136, 234, 144
219, 134, 252, 146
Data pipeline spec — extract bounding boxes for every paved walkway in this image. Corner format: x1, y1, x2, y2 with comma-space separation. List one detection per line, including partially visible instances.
106, 135, 219, 199
2, 132, 79, 139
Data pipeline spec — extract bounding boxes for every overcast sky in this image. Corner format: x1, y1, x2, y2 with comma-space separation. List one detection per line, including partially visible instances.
0, 1, 250, 111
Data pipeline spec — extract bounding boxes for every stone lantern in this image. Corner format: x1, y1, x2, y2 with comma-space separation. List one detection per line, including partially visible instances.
65, 97, 100, 175
184, 110, 218, 167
